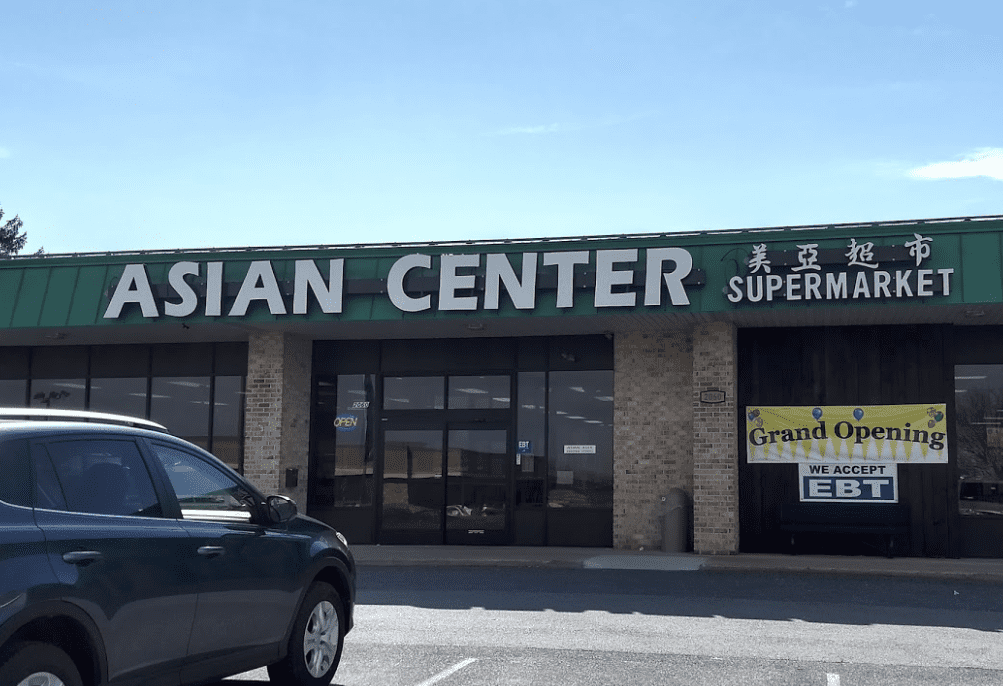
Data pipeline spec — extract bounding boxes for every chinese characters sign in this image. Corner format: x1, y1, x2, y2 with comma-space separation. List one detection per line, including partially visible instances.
727, 233, 953, 304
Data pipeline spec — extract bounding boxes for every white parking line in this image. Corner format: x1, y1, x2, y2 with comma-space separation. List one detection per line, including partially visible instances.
827, 673, 840, 686
414, 658, 478, 686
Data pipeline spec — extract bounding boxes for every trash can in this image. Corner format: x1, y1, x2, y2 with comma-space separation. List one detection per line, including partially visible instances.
662, 488, 688, 553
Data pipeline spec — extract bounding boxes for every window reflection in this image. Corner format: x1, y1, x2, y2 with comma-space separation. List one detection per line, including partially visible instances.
382, 430, 443, 532
956, 365, 1003, 517
516, 372, 547, 506
4, 345, 244, 472
151, 377, 211, 450
30, 379, 86, 409
89, 377, 147, 418
547, 370, 613, 510
384, 376, 444, 410
212, 376, 244, 470
0, 379, 27, 407
315, 375, 376, 508
448, 376, 510, 409
446, 429, 507, 531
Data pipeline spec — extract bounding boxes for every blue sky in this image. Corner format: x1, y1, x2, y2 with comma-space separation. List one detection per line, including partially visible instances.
1, 1, 1000, 255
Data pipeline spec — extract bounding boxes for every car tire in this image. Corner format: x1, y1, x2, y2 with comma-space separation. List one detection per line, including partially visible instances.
267, 582, 345, 686
0, 641, 83, 686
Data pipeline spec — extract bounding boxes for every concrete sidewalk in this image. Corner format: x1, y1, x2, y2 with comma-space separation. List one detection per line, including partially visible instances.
352, 545, 1003, 583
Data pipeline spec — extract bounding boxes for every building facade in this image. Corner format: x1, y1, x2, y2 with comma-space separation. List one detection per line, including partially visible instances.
4, 215, 1003, 556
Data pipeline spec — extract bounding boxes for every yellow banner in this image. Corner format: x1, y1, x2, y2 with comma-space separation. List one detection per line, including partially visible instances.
746, 404, 947, 463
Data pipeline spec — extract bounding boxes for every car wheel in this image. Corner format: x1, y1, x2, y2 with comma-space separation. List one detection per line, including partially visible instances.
267, 582, 345, 686
0, 642, 83, 686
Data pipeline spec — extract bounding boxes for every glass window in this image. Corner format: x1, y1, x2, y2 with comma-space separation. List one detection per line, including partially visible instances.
547, 370, 613, 510
956, 365, 1003, 517
89, 377, 148, 418
312, 375, 377, 508
0, 439, 31, 507
38, 439, 162, 517
212, 376, 244, 470
33, 443, 67, 511
0, 379, 27, 407
448, 376, 510, 409
384, 376, 444, 410
30, 379, 86, 409
382, 429, 443, 532
446, 429, 508, 531
333, 375, 376, 507
516, 372, 547, 506
151, 377, 211, 450
151, 442, 253, 523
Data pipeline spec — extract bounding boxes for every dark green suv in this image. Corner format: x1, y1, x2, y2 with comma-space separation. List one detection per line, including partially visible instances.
0, 409, 355, 686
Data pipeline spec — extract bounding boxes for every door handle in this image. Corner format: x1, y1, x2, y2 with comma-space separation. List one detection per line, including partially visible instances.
197, 546, 225, 558
62, 551, 102, 565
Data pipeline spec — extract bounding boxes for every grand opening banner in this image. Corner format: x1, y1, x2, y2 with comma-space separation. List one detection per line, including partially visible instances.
746, 404, 947, 463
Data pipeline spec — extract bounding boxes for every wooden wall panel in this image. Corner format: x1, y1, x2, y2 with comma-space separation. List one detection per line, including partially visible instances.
738, 325, 953, 557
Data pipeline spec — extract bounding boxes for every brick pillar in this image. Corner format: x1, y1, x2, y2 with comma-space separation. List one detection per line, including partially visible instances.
613, 331, 694, 550
692, 321, 739, 555
243, 332, 312, 507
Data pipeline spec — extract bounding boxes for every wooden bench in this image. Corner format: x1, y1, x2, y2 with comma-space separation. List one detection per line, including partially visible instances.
779, 502, 911, 557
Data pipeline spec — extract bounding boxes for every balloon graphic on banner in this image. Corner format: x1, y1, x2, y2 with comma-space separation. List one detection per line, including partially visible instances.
812, 407, 823, 421
853, 408, 864, 421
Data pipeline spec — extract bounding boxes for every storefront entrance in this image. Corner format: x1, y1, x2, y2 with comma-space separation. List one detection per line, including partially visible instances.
380, 422, 511, 545
308, 336, 614, 547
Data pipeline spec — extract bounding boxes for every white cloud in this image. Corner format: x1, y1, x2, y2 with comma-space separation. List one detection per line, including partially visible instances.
908, 148, 1003, 181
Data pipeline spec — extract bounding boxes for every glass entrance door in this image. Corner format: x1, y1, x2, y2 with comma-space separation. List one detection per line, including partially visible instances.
378, 423, 511, 544
445, 426, 509, 545
380, 428, 444, 544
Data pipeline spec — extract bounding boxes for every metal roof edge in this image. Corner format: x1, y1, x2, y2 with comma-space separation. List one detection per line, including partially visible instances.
5, 214, 1003, 264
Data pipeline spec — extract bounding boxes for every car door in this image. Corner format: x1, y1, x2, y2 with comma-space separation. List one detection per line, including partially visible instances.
146, 440, 308, 666
31, 435, 197, 686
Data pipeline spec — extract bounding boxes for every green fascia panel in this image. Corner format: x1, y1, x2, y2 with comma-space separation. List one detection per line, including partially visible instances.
960, 233, 1003, 304
37, 267, 80, 327
0, 270, 24, 327
68, 266, 111, 325
3, 216, 1003, 331
10, 268, 49, 328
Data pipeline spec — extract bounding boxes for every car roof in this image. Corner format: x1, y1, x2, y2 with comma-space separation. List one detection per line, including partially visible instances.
0, 420, 173, 441
0, 408, 169, 433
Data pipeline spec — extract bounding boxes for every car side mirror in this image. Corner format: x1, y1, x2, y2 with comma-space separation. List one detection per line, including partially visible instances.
265, 494, 298, 524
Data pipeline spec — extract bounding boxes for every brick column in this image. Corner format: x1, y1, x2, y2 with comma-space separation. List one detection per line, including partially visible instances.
613, 331, 694, 550
243, 331, 312, 507
692, 321, 739, 555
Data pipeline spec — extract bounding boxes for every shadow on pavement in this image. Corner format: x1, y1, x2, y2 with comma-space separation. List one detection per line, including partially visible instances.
357, 565, 1003, 632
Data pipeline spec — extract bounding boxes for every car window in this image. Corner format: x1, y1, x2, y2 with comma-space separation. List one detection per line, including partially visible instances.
36, 438, 163, 518
150, 442, 254, 523
0, 439, 32, 508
